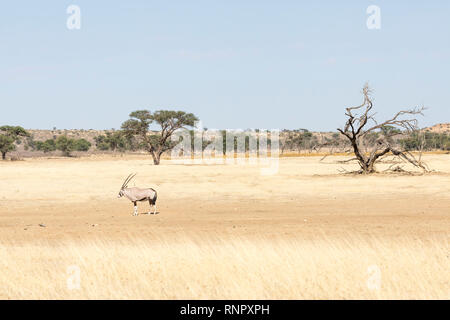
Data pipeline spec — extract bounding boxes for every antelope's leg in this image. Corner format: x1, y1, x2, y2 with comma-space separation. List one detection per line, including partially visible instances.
148, 199, 153, 215
154, 203, 157, 214
133, 201, 138, 216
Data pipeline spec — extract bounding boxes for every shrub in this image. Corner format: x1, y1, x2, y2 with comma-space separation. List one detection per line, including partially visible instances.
55, 136, 91, 156
73, 139, 91, 152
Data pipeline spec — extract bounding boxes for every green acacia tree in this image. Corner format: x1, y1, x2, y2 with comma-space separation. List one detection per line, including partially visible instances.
35, 139, 57, 153
73, 138, 91, 152
55, 136, 91, 156
121, 110, 198, 165
0, 126, 29, 160
94, 131, 131, 152
55, 136, 75, 156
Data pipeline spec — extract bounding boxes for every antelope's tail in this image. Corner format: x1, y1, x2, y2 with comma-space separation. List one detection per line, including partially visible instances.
150, 188, 157, 205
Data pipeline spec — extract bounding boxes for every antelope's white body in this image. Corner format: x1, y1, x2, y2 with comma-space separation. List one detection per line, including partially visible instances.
118, 174, 158, 216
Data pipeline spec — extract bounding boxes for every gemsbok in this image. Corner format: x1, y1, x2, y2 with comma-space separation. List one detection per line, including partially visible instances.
118, 173, 158, 216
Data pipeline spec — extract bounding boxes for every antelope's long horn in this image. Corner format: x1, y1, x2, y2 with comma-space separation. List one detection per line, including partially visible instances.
123, 173, 135, 188
121, 173, 134, 189
122, 173, 137, 189
126, 173, 137, 188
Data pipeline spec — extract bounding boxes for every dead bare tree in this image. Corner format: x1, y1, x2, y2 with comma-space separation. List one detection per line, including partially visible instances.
337, 84, 428, 174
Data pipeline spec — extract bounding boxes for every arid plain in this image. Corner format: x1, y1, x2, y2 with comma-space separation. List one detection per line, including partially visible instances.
0, 154, 449, 299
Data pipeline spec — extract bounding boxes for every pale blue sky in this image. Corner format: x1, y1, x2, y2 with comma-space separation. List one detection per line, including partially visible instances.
1, 1, 449, 131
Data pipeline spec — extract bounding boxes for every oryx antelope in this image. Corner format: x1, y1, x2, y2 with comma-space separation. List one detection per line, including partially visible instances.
118, 173, 158, 216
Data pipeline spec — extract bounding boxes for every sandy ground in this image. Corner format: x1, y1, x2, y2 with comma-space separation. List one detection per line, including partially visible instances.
1, 154, 449, 242
0, 154, 449, 299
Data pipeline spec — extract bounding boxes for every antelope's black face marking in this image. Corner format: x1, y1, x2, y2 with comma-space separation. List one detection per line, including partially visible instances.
118, 190, 124, 198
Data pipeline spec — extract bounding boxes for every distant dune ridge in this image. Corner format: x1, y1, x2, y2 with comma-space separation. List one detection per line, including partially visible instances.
25, 123, 450, 141
27, 129, 111, 144
7, 124, 449, 158
423, 123, 450, 134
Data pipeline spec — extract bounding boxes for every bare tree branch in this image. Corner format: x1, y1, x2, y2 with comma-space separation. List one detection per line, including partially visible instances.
336, 84, 428, 174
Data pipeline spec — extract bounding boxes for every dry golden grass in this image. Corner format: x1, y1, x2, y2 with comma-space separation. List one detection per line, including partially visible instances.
0, 234, 447, 300
0, 154, 449, 299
